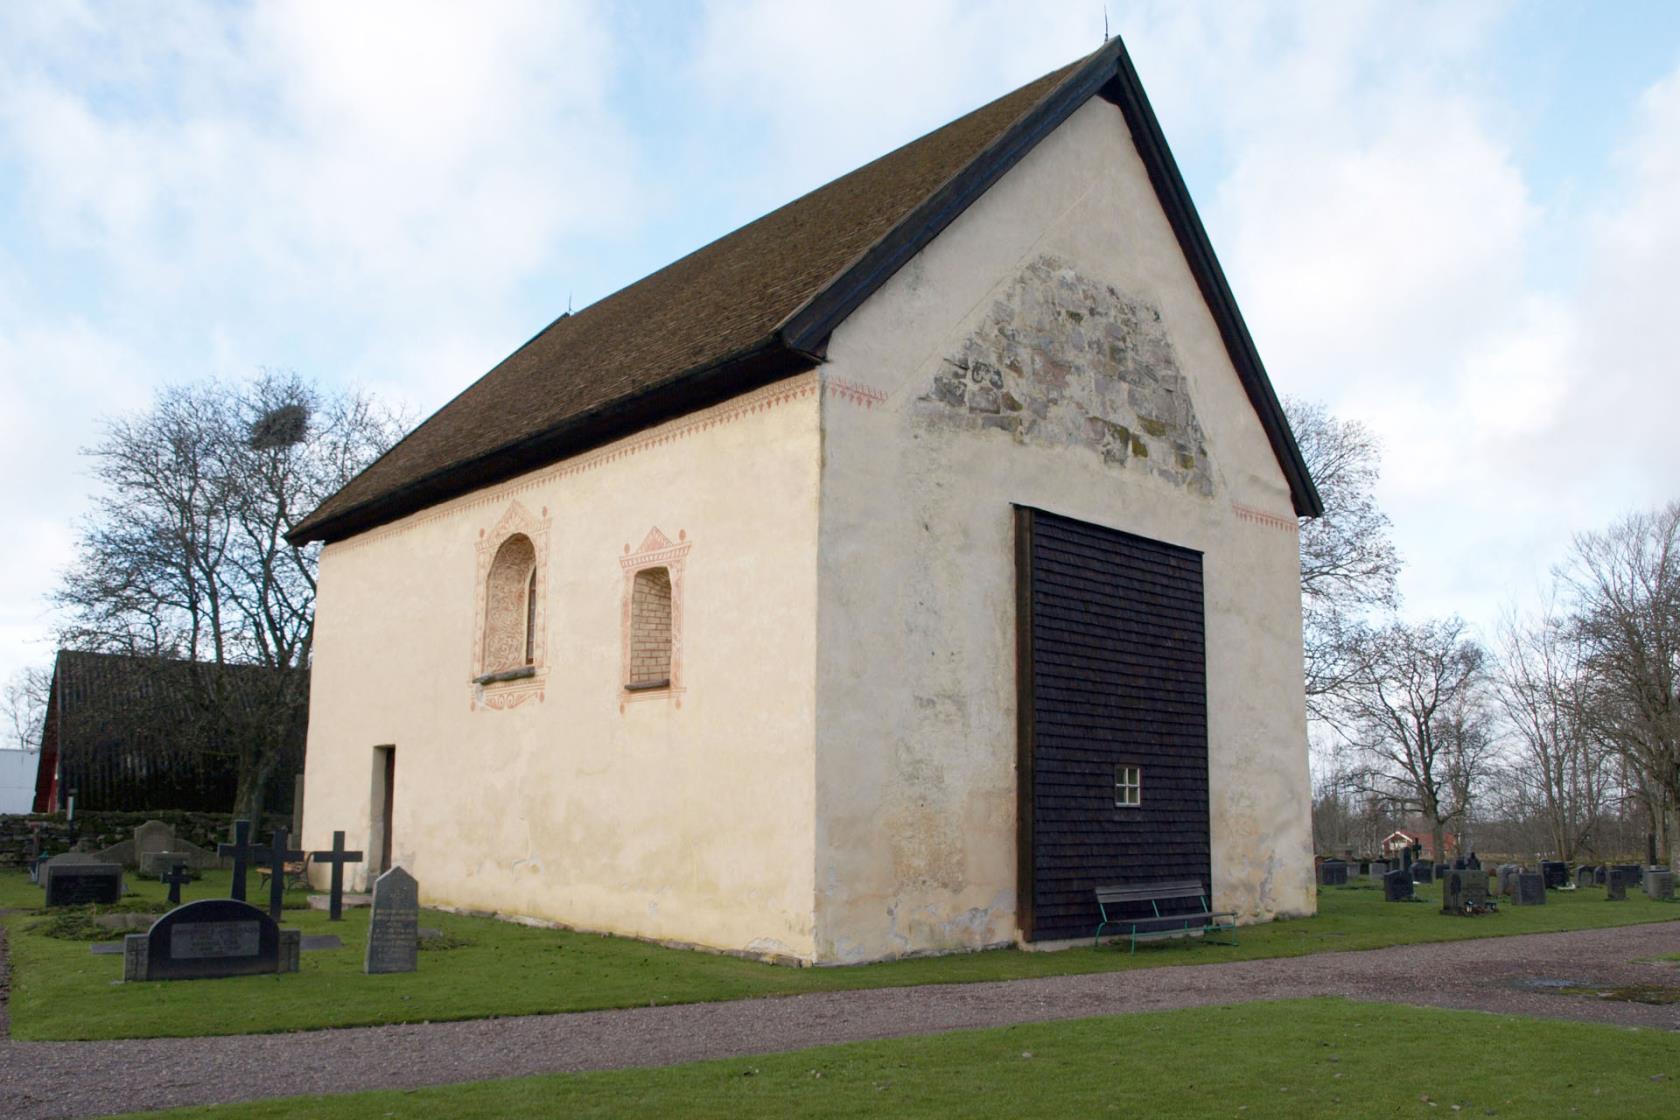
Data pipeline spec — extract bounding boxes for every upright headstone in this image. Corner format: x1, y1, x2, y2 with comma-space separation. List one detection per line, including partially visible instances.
1384, 868, 1414, 902
1401, 847, 1413, 871
1575, 864, 1594, 888
364, 866, 419, 975
41, 855, 124, 906
1539, 861, 1568, 890
1514, 872, 1546, 906
1369, 861, 1389, 880
133, 820, 175, 868
122, 898, 300, 981
1605, 869, 1632, 900
1647, 870, 1675, 901
310, 830, 364, 921
1441, 869, 1490, 914
254, 827, 305, 923
162, 861, 191, 907
218, 820, 258, 902
1496, 865, 1521, 896
1318, 860, 1349, 887
1411, 861, 1434, 884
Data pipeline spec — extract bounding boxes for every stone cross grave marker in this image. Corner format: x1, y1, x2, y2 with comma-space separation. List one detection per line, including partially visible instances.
310, 830, 364, 921
42, 854, 123, 907
1514, 871, 1546, 906
162, 861, 191, 906
364, 866, 419, 975
123, 898, 300, 982
255, 827, 305, 923
217, 819, 258, 902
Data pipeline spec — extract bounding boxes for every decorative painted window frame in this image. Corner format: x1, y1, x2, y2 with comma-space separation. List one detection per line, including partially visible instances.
619, 526, 690, 711
470, 500, 551, 711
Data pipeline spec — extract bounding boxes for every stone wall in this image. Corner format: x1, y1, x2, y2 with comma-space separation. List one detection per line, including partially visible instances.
0, 811, 288, 868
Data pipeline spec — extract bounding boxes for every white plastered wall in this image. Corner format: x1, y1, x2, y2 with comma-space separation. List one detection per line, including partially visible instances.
812, 97, 1314, 963
302, 377, 822, 962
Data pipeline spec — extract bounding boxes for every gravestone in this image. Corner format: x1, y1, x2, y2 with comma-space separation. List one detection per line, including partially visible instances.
1411, 862, 1434, 884
217, 819, 258, 902
138, 838, 220, 875
1613, 863, 1642, 881
162, 861, 191, 907
1441, 869, 1490, 914
1514, 872, 1546, 906
1369, 861, 1389, 880
133, 820, 174, 867
1593, 865, 1607, 885
364, 866, 419, 975
1576, 865, 1594, 888
1383, 868, 1413, 902
1401, 847, 1413, 871
253, 826, 304, 922
1540, 861, 1569, 890
1496, 865, 1521, 896
309, 830, 364, 921
41, 855, 123, 906
1647, 871, 1675, 901
1605, 869, 1632, 900
122, 898, 300, 981
1318, 860, 1349, 887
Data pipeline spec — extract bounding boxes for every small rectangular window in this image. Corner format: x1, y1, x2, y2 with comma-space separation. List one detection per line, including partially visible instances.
1115, 765, 1141, 807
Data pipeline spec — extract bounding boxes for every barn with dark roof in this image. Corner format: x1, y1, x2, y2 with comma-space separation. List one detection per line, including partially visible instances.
293, 38, 1318, 963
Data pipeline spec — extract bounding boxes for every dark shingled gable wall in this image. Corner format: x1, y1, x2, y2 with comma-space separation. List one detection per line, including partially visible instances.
1016, 507, 1211, 943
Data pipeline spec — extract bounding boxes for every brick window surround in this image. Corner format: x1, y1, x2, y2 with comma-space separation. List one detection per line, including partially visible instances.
471, 500, 550, 710
620, 526, 690, 709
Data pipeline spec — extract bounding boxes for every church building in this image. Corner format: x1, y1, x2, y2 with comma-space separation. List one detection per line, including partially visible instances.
291, 38, 1320, 964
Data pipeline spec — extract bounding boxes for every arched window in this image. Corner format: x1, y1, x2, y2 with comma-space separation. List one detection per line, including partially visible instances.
483, 533, 537, 674
627, 566, 672, 688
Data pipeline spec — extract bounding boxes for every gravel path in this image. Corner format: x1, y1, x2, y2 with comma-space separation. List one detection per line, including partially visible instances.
2, 921, 1678, 1119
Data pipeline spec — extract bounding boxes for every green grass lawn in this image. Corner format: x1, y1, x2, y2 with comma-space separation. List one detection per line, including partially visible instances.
110, 998, 1680, 1119
3, 871, 1676, 1041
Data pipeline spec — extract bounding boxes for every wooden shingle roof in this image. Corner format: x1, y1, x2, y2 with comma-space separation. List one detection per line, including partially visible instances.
292, 38, 1319, 544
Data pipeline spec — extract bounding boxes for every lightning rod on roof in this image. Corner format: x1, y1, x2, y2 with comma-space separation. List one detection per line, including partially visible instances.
1103, 7, 1109, 43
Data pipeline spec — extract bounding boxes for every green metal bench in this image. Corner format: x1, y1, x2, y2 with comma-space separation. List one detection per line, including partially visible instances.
1093, 879, 1238, 953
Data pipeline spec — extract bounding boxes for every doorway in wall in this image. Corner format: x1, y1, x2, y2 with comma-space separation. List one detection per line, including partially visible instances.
371, 745, 395, 875
1014, 506, 1211, 942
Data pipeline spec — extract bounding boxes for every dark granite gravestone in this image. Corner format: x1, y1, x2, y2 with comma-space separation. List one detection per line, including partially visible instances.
1466, 853, 1482, 870
1648, 871, 1675, 901
1411, 862, 1434, 884
162, 861, 191, 906
364, 866, 419, 975
1318, 860, 1349, 887
1605, 869, 1632, 900
1384, 868, 1414, 901
42, 855, 123, 906
122, 898, 300, 981
1401, 847, 1413, 871
1539, 861, 1568, 890
217, 819, 258, 902
1594, 865, 1608, 885
1514, 872, 1546, 906
309, 830, 364, 921
254, 827, 305, 923
1441, 869, 1490, 914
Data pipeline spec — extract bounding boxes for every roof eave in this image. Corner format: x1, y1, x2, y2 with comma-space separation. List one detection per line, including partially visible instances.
289, 338, 821, 545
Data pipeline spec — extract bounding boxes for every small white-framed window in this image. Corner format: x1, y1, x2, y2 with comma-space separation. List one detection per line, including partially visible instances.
1115, 764, 1142, 808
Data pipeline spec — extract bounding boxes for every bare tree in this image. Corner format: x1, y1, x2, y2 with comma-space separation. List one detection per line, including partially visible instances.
1562, 502, 1680, 868
54, 370, 405, 818
2, 666, 51, 753
1285, 398, 1402, 722
1343, 617, 1489, 863
1493, 600, 1612, 860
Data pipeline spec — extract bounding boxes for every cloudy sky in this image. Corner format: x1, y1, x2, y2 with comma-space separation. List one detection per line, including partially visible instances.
2, 0, 1678, 704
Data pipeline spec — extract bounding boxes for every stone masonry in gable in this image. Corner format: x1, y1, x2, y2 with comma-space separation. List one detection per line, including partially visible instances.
915, 255, 1214, 497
